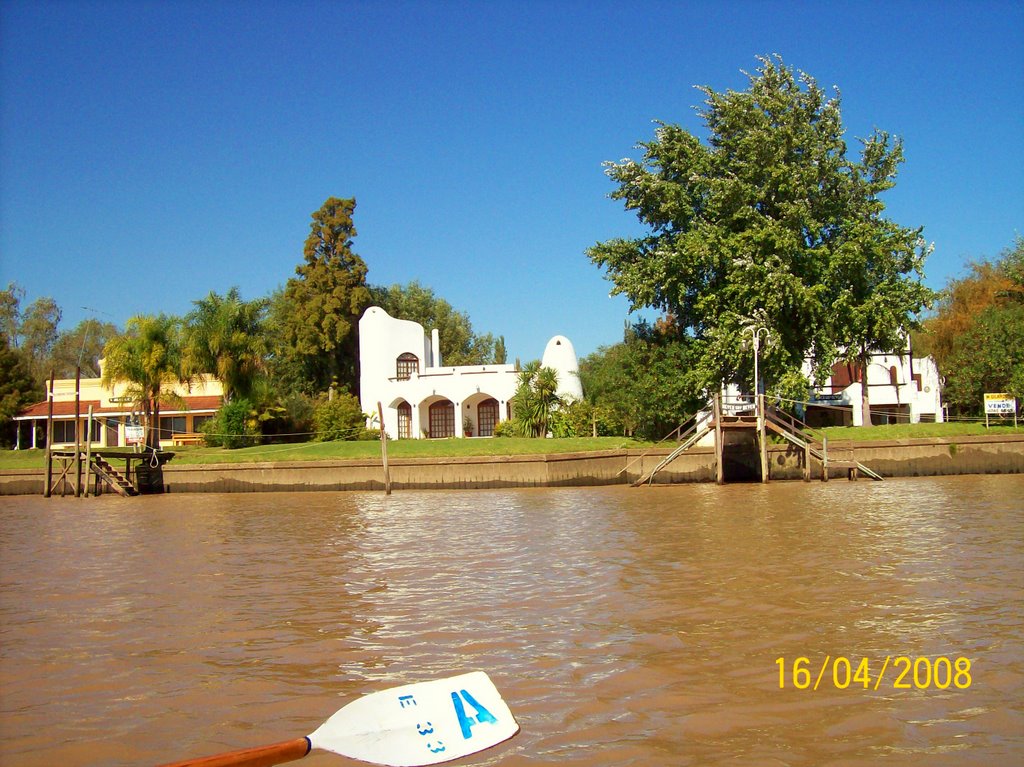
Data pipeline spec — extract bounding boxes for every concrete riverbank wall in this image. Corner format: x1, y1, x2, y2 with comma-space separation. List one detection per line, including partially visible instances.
1, 435, 1021, 495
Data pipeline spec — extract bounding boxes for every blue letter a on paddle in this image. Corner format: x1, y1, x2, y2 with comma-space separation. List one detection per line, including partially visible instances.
451, 689, 498, 739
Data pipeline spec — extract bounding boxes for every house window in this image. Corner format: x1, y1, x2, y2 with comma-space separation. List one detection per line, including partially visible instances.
397, 353, 419, 380
397, 401, 412, 439
159, 416, 187, 439
192, 414, 213, 433
478, 398, 499, 437
51, 420, 76, 443
428, 400, 455, 438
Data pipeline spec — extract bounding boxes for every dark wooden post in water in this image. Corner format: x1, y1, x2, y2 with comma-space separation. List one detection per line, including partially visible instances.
85, 405, 94, 497
714, 394, 724, 485
74, 366, 82, 497
377, 401, 392, 495
44, 371, 54, 497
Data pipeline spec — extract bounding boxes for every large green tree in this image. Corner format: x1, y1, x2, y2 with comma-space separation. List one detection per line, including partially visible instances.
580, 322, 704, 439
49, 318, 120, 378
919, 238, 1023, 366
0, 336, 42, 447
1, 285, 120, 382
368, 281, 496, 365
922, 237, 1024, 416
0, 284, 63, 382
279, 197, 372, 394
942, 304, 1024, 416
19, 297, 62, 380
588, 56, 932, 420
0, 283, 24, 348
101, 314, 189, 450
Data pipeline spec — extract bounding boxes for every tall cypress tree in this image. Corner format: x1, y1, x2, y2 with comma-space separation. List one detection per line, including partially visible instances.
280, 197, 371, 394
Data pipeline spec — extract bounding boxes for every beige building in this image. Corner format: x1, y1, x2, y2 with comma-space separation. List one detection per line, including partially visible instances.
13, 362, 223, 450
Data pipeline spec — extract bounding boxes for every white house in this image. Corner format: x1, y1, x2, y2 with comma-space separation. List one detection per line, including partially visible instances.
802, 348, 944, 427
358, 307, 582, 439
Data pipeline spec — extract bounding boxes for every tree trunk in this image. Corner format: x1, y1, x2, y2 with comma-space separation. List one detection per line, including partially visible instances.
859, 353, 871, 427
149, 393, 161, 450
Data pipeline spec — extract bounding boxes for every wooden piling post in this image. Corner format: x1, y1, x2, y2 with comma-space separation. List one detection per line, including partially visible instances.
44, 371, 54, 497
74, 366, 82, 497
85, 406, 94, 497
377, 402, 392, 495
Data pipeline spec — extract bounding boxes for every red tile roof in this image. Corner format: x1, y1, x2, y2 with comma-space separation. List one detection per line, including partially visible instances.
16, 395, 222, 419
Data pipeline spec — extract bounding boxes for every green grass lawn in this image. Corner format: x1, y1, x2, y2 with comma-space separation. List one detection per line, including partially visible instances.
2, 422, 1020, 470
0, 436, 653, 469
818, 422, 1023, 441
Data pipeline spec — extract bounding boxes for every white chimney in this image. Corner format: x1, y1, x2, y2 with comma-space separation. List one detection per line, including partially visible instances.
432, 328, 441, 367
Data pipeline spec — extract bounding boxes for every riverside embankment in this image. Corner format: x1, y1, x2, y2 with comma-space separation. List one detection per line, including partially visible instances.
1, 434, 1021, 494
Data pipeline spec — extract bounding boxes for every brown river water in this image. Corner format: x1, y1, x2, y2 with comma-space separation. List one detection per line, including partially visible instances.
1, 475, 1022, 767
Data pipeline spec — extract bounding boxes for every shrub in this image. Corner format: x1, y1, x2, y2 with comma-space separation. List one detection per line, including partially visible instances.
491, 420, 517, 438
202, 398, 259, 449
313, 392, 372, 441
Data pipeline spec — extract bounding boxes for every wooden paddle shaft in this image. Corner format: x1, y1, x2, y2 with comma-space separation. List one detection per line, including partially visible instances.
156, 736, 311, 767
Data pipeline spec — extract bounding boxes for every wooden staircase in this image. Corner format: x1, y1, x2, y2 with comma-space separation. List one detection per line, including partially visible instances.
633, 395, 883, 485
632, 412, 714, 486
91, 456, 139, 497
763, 407, 883, 481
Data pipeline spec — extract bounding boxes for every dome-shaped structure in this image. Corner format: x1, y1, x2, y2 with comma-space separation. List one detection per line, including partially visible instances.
541, 335, 583, 402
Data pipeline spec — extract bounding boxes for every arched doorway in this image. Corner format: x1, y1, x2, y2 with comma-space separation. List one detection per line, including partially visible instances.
428, 400, 455, 438
397, 400, 412, 439
477, 398, 499, 437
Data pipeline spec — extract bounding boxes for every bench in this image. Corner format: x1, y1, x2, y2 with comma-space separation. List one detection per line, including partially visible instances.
170, 433, 204, 446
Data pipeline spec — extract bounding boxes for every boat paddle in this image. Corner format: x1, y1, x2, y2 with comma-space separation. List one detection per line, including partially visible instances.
157, 671, 518, 767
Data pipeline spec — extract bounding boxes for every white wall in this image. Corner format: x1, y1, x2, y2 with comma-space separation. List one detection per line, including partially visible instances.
541, 335, 584, 402
359, 307, 584, 439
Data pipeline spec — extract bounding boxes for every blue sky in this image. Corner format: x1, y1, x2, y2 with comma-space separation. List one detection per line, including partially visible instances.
1, 1, 1021, 361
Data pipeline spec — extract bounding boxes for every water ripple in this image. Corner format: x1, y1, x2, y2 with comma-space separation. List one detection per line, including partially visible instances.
1, 476, 1022, 766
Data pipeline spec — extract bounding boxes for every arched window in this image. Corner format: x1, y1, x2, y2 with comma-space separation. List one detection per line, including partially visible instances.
397, 401, 412, 439
428, 400, 455, 438
478, 398, 499, 437
396, 353, 419, 380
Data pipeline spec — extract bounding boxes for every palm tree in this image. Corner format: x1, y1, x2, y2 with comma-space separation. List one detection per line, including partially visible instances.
511, 363, 563, 437
182, 288, 268, 401
102, 314, 189, 450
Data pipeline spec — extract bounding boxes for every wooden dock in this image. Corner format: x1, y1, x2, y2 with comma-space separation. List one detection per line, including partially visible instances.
46, 449, 174, 497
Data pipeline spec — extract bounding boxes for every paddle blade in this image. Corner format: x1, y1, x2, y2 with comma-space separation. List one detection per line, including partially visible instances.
308, 671, 518, 767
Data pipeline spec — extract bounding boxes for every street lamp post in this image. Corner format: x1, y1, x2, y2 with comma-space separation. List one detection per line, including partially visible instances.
744, 324, 771, 485
743, 326, 771, 398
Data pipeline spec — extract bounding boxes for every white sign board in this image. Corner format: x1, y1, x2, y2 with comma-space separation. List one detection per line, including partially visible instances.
984, 393, 1017, 414
125, 425, 146, 444
984, 393, 1018, 427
